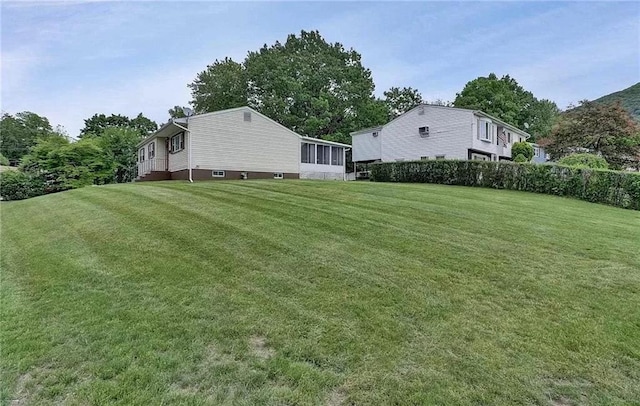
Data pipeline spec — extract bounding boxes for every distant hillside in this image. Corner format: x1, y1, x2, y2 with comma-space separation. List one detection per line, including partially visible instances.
594, 82, 640, 120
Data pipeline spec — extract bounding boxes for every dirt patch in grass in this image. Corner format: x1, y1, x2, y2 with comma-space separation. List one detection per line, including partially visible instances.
249, 336, 275, 359
10, 367, 49, 406
326, 387, 347, 406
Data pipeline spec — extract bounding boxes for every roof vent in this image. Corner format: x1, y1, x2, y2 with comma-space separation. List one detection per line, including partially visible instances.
419, 126, 429, 137
418, 107, 425, 115
243, 112, 251, 122
372, 131, 379, 137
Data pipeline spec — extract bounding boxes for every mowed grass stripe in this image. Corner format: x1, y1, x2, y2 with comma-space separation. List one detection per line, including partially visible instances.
2, 181, 639, 405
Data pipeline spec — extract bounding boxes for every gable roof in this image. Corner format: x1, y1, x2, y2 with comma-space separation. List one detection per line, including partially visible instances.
137, 106, 351, 148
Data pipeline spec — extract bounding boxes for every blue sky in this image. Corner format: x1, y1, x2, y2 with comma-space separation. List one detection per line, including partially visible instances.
1, 1, 638, 137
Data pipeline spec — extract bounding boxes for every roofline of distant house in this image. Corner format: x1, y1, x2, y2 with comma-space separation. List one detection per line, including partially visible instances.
349, 104, 531, 139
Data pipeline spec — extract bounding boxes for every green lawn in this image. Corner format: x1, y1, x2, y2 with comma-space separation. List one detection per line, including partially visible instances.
2, 180, 639, 405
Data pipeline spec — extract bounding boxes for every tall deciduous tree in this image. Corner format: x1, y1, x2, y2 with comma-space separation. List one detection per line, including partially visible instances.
80, 113, 157, 138
189, 57, 247, 114
383, 87, 423, 119
0, 112, 59, 163
189, 30, 386, 144
541, 100, 640, 169
168, 106, 188, 119
453, 73, 559, 141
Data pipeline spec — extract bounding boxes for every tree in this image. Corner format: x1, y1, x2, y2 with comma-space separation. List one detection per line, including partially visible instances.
94, 127, 142, 183
383, 87, 423, 119
189, 30, 387, 144
80, 113, 157, 138
541, 101, 640, 170
453, 73, 559, 141
168, 106, 188, 119
189, 57, 247, 114
21, 135, 115, 190
0, 111, 58, 163
511, 141, 534, 161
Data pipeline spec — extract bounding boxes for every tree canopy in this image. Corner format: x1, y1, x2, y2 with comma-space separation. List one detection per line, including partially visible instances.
80, 113, 157, 138
189, 30, 387, 144
383, 87, 423, 119
540, 100, 640, 170
0, 112, 63, 163
453, 73, 560, 141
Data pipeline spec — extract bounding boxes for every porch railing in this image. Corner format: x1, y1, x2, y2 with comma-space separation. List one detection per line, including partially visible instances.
137, 158, 168, 177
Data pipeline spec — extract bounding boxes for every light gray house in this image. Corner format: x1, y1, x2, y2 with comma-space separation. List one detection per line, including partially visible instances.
531, 143, 551, 163
351, 105, 532, 166
136, 106, 350, 181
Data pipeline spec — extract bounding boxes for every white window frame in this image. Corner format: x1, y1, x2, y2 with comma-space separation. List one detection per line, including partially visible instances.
273, 172, 284, 179
212, 170, 225, 177
435, 155, 445, 160
139, 148, 145, 162
479, 121, 492, 142
171, 133, 184, 153
301, 143, 316, 164
534, 147, 541, 157
317, 145, 331, 165
331, 146, 343, 166
148, 142, 155, 159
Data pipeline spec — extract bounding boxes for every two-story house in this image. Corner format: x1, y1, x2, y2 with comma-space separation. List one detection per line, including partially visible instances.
351, 105, 532, 166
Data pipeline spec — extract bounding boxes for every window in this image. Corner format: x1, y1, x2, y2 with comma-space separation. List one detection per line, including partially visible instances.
418, 126, 429, 137
479, 121, 492, 142
421, 156, 428, 160
471, 153, 489, 161
317, 145, 330, 165
148, 142, 155, 159
139, 148, 145, 162
301, 143, 315, 163
243, 112, 251, 122
534, 147, 541, 157
507, 132, 512, 144
372, 131, 379, 137
212, 170, 225, 177
273, 172, 283, 179
436, 155, 445, 160
171, 133, 184, 152
331, 146, 343, 166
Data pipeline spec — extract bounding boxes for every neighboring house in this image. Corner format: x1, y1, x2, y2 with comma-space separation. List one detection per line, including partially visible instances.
531, 143, 551, 163
351, 104, 531, 165
136, 107, 350, 181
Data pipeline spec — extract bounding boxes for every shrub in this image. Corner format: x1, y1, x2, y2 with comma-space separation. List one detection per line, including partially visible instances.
0, 153, 9, 166
512, 142, 534, 161
558, 153, 609, 169
369, 160, 640, 210
513, 154, 528, 163
0, 170, 46, 201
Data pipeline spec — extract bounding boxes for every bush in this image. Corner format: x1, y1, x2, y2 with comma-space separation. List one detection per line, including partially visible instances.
369, 160, 640, 210
558, 153, 609, 169
512, 142, 534, 161
0, 153, 9, 166
0, 170, 46, 201
513, 154, 528, 163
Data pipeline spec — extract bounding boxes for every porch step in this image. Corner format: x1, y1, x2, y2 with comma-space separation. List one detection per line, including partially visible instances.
136, 171, 171, 182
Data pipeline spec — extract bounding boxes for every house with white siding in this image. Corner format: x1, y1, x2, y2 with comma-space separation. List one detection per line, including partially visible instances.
351, 105, 532, 168
136, 106, 349, 181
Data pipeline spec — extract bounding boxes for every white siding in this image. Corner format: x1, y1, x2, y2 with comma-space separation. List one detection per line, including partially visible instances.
471, 116, 529, 159
188, 108, 300, 173
168, 133, 188, 172
138, 137, 169, 175
380, 106, 474, 161
352, 131, 381, 162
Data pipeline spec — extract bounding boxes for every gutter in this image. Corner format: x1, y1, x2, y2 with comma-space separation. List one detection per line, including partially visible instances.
171, 119, 193, 183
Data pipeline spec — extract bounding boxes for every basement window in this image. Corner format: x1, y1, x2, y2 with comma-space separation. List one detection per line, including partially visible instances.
212, 170, 225, 177
421, 156, 428, 160
273, 172, 284, 179
436, 155, 445, 160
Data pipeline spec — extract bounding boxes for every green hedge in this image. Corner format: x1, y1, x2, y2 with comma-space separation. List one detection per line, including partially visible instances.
370, 160, 640, 210
0, 170, 46, 201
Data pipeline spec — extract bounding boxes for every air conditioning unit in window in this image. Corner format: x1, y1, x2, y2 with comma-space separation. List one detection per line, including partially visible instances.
418, 126, 429, 137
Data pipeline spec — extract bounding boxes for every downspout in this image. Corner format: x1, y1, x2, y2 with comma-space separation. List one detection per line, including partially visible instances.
171, 119, 193, 183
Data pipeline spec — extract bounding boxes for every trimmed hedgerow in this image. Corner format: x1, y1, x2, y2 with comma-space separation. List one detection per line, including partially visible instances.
370, 160, 640, 210
0, 170, 46, 201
